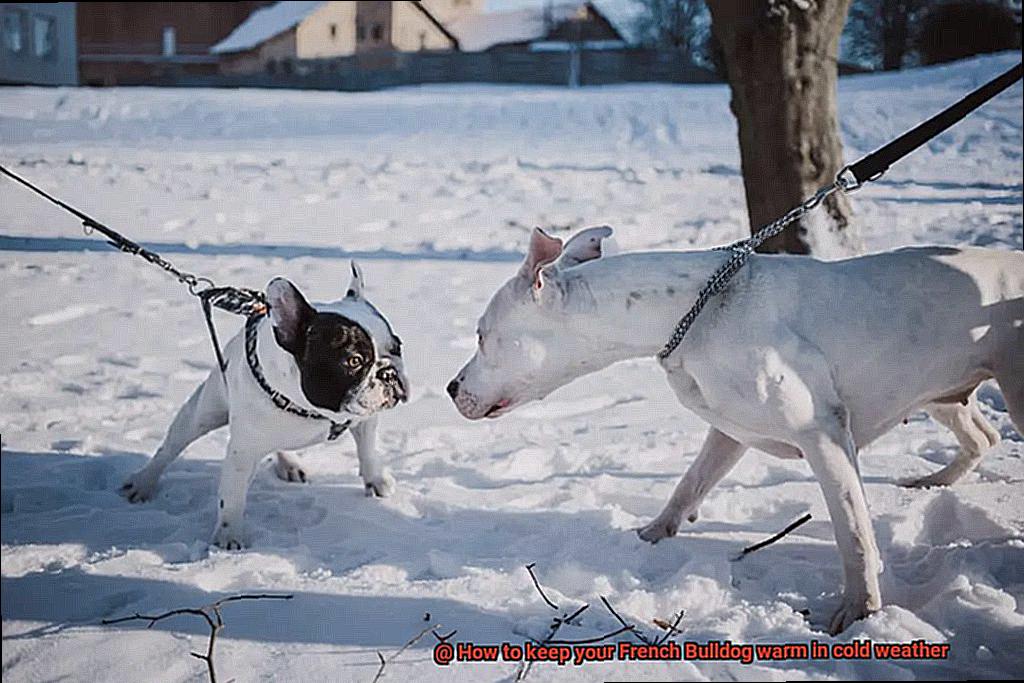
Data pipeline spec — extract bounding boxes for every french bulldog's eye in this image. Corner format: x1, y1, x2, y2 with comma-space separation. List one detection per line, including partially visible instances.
347, 355, 363, 368
377, 366, 397, 382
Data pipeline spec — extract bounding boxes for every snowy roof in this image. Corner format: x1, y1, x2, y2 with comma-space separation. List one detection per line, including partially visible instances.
211, 1, 325, 55
450, 2, 595, 52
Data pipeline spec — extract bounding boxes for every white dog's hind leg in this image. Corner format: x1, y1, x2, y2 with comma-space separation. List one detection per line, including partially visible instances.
638, 428, 747, 543
797, 415, 882, 635
121, 374, 228, 503
908, 394, 999, 488
351, 415, 395, 497
274, 451, 308, 483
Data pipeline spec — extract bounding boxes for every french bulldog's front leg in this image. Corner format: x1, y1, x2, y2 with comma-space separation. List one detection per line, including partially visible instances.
639, 427, 747, 543
351, 415, 395, 497
212, 442, 263, 550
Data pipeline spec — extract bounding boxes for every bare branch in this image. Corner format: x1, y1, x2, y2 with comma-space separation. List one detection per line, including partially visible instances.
101, 593, 293, 683
525, 563, 559, 610
599, 595, 649, 644
654, 610, 685, 645
371, 623, 442, 683
734, 513, 812, 560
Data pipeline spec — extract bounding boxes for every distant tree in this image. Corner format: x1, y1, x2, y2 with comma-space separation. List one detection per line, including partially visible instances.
844, 0, 932, 70
916, 0, 1021, 65
707, 0, 859, 255
632, 0, 708, 62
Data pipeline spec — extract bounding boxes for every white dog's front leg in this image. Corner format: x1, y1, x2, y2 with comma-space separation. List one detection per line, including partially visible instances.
639, 428, 746, 543
351, 415, 394, 497
213, 442, 263, 550
798, 426, 882, 634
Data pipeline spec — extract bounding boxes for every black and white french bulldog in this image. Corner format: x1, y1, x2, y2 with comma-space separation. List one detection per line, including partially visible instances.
121, 263, 408, 549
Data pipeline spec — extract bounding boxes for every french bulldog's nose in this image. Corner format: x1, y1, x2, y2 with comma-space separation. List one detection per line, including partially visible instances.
446, 378, 460, 399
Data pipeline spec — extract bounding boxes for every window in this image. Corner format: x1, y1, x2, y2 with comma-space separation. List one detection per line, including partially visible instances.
419, 31, 426, 50
32, 14, 54, 58
329, 23, 337, 39
356, 23, 365, 41
3, 11, 23, 53
371, 23, 383, 42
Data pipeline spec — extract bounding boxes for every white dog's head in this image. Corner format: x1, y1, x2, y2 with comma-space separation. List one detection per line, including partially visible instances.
447, 226, 614, 419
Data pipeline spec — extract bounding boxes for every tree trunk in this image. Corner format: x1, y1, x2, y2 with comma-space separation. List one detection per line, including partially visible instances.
707, 0, 860, 256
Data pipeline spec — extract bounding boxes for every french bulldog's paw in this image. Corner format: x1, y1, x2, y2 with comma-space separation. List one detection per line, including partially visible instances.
363, 470, 396, 498
120, 471, 158, 503
212, 523, 247, 551
828, 594, 878, 635
637, 513, 682, 544
273, 452, 308, 483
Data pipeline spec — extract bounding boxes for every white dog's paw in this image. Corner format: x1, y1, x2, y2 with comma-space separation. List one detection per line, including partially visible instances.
212, 522, 247, 551
828, 595, 877, 635
363, 470, 396, 498
273, 452, 308, 484
120, 470, 158, 503
637, 513, 682, 544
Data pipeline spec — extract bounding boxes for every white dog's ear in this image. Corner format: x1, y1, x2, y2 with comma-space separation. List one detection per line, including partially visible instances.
518, 227, 563, 296
556, 225, 613, 268
347, 260, 365, 299
267, 277, 315, 356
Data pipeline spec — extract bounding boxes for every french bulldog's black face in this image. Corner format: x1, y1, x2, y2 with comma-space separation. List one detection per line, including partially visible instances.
267, 277, 385, 414
293, 312, 376, 412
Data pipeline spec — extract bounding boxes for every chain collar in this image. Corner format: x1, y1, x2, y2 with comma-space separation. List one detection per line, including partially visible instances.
245, 314, 350, 441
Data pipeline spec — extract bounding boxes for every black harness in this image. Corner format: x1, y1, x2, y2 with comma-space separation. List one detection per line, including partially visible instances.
244, 314, 350, 441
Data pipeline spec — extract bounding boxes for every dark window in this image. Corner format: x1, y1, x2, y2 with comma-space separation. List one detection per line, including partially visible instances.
329, 23, 337, 39
371, 23, 383, 42
356, 23, 365, 41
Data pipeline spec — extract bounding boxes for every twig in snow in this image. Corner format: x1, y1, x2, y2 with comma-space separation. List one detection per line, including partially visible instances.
371, 623, 442, 683
525, 563, 559, 610
653, 610, 685, 644
599, 595, 649, 644
733, 513, 812, 560
101, 593, 293, 683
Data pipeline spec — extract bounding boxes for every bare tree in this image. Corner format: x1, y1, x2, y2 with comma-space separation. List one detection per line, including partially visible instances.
845, 0, 932, 70
707, 0, 860, 256
633, 0, 707, 60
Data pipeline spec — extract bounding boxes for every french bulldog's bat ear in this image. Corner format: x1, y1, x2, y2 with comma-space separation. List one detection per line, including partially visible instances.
267, 277, 315, 356
519, 227, 563, 294
556, 225, 613, 268
347, 260, 364, 299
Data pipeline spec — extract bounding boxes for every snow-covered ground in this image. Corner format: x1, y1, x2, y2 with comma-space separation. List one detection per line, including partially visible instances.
1, 53, 1021, 682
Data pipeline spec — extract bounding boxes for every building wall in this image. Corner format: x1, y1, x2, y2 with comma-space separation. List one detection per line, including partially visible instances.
391, 1, 456, 52
296, 1, 357, 59
219, 27, 297, 75
0, 2, 77, 85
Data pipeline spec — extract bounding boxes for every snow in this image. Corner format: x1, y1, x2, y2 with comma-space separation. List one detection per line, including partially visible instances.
1, 53, 1022, 682
211, 1, 325, 55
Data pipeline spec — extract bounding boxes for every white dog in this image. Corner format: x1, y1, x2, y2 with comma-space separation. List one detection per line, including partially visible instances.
448, 226, 1023, 633
121, 263, 408, 549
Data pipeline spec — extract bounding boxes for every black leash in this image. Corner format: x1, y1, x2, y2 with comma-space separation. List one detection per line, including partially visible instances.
658, 61, 1022, 360
844, 61, 1023, 189
0, 163, 268, 375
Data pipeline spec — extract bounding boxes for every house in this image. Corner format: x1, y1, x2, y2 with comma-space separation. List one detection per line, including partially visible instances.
0, 2, 77, 86
212, 1, 481, 75
448, 1, 626, 53
77, 2, 271, 86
